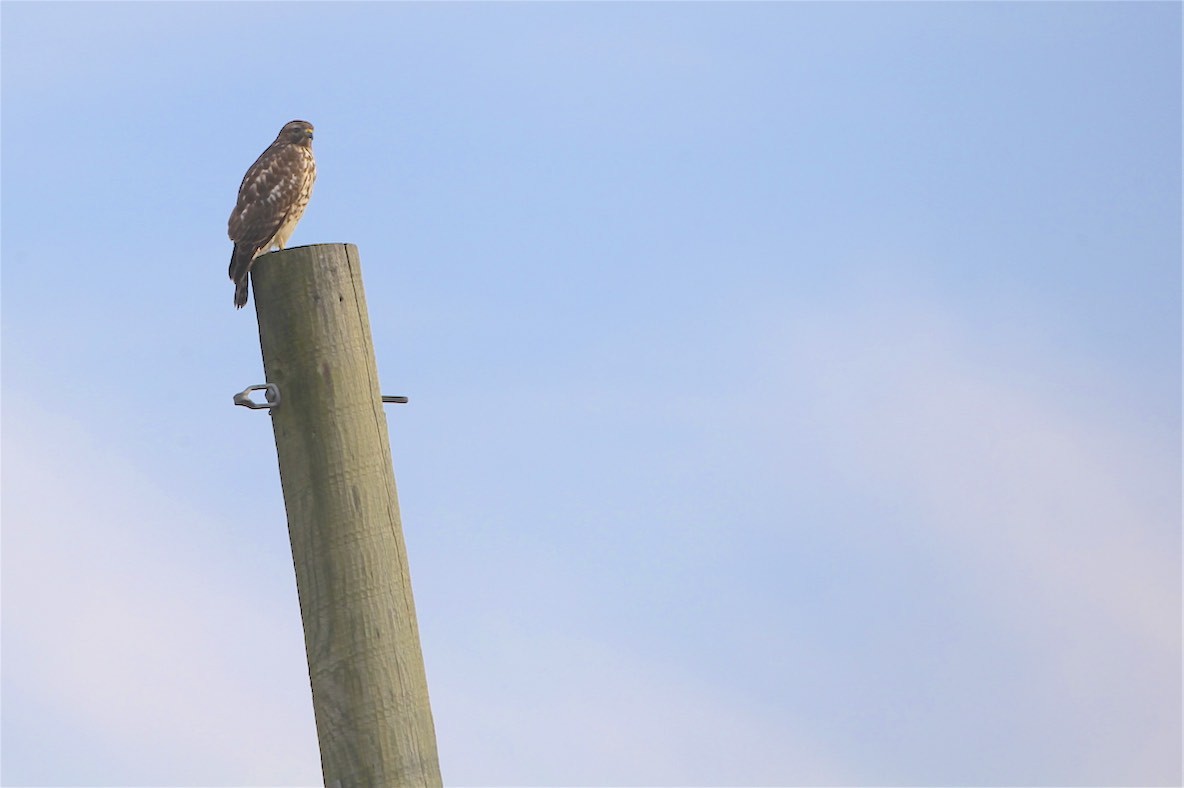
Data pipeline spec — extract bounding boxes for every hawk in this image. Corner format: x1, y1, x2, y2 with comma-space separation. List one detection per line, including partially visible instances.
228, 120, 317, 308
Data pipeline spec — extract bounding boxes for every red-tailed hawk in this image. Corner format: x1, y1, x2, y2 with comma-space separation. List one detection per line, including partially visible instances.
228, 120, 317, 308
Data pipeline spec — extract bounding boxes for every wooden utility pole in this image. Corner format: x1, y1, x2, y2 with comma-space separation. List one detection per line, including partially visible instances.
250, 243, 441, 787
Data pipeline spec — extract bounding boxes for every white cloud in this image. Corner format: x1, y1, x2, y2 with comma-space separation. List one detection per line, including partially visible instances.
432, 629, 856, 787
2, 394, 322, 786
781, 290, 1177, 645
763, 287, 1180, 783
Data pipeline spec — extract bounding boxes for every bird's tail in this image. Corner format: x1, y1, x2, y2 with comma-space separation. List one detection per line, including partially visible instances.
234, 277, 250, 309
229, 246, 253, 309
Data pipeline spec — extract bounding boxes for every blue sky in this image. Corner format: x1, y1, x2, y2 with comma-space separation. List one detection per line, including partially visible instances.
2, 2, 1180, 786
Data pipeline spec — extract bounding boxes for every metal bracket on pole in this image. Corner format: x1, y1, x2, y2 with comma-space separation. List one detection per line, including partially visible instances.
382, 395, 409, 405
234, 383, 281, 410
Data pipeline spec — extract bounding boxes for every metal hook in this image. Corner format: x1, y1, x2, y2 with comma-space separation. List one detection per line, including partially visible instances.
234, 383, 281, 410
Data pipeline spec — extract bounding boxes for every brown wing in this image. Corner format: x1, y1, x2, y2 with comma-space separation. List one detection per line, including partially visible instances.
227, 141, 308, 253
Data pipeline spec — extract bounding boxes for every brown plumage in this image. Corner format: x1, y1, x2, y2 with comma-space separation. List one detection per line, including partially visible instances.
228, 120, 317, 308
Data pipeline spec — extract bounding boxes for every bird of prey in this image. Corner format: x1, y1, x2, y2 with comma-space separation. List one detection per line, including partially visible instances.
228, 120, 317, 309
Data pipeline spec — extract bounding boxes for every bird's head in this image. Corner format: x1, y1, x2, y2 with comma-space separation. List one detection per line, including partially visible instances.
278, 120, 314, 146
